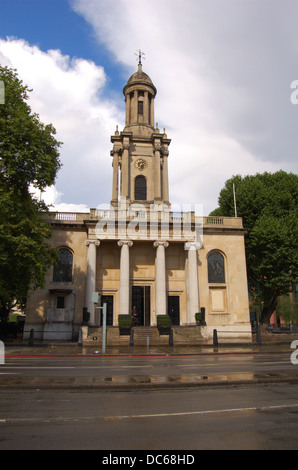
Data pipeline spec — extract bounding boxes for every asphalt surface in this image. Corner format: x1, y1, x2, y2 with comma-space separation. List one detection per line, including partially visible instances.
1, 334, 298, 390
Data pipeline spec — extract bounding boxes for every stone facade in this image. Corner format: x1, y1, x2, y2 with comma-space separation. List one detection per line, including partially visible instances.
24, 61, 252, 344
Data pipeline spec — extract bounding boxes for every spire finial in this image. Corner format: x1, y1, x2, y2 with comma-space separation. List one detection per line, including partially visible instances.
135, 49, 145, 71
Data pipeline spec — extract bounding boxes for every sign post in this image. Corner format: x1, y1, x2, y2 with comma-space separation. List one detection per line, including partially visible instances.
102, 303, 107, 354
92, 293, 107, 354
0, 340, 4, 365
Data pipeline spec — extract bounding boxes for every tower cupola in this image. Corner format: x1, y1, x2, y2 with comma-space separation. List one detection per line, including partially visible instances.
111, 52, 171, 207
123, 52, 157, 136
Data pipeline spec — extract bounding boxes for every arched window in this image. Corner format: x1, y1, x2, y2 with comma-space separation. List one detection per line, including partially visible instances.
135, 175, 147, 200
53, 248, 73, 282
207, 251, 225, 283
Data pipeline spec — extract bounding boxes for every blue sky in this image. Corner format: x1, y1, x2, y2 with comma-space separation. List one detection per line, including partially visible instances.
0, 0, 125, 94
0, 0, 298, 214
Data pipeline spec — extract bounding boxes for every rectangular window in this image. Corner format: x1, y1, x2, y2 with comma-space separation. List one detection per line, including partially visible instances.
138, 100, 144, 115
57, 296, 65, 309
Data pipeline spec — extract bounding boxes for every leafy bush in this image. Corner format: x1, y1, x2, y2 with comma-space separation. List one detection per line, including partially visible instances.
118, 315, 132, 330
157, 315, 171, 334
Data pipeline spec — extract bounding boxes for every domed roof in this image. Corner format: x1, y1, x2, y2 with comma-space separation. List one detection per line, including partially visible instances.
123, 65, 157, 96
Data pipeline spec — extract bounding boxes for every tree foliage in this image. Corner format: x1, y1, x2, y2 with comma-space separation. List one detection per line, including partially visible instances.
210, 171, 298, 324
0, 66, 62, 319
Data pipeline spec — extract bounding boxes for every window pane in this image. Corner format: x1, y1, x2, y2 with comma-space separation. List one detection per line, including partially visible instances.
138, 101, 144, 115
208, 252, 225, 283
53, 249, 73, 282
57, 296, 65, 309
135, 176, 147, 200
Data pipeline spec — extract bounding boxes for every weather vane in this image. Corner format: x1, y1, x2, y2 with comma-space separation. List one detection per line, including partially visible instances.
135, 49, 145, 66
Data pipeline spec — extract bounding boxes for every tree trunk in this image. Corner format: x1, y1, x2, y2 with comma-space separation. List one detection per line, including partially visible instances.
260, 294, 278, 325
0, 303, 13, 322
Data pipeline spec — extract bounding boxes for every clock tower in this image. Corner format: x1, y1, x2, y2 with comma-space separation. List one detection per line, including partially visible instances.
110, 53, 171, 208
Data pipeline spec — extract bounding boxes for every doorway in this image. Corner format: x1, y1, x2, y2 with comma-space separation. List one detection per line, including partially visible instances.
131, 286, 151, 326
168, 296, 180, 325
101, 295, 114, 326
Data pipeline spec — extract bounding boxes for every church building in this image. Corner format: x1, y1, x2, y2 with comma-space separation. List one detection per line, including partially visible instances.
24, 56, 252, 345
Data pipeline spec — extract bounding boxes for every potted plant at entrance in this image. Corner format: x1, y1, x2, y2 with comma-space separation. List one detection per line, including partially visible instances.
195, 308, 206, 326
118, 315, 132, 335
157, 315, 172, 335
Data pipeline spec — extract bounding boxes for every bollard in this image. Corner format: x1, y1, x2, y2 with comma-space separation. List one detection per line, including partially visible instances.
129, 328, 134, 347
78, 328, 83, 346
213, 329, 218, 347
257, 327, 262, 346
169, 329, 174, 347
28, 328, 34, 347
147, 336, 150, 349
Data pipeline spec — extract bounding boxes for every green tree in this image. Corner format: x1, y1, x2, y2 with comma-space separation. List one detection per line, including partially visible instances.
0, 66, 62, 320
276, 293, 298, 325
210, 171, 298, 325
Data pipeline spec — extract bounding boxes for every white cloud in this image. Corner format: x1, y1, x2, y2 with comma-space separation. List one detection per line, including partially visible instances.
71, 0, 298, 213
2, 0, 298, 215
0, 37, 122, 211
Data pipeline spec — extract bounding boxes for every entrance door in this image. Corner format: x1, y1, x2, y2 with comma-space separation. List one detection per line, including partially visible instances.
131, 286, 151, 326
101, 295, 114, 326
168, 296, 180, 325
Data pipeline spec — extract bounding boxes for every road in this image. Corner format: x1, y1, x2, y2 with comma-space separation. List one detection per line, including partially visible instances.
1, 349, 298, 388
0, 349, 298, 450
1, 384, 298, 450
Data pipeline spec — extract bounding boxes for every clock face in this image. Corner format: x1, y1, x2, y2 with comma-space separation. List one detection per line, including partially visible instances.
135, 159, 147, 170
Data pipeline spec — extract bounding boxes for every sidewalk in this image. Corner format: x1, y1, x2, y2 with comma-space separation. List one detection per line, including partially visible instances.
1, 334, 297, 391
3, 331, 298, 357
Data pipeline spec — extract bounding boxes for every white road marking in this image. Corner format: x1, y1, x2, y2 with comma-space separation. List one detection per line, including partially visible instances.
1, 403, 298, 424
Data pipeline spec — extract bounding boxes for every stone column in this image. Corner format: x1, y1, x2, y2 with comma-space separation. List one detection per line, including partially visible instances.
125, 93, 131, 126
162, 150, 169, 203
133, 90, 138, 123
111, 149, 119, 203
185, 242, 199, 324
154, 141, 161, 201
144, 91, 149, 124
150, 96, 155, 127
118, 240, 133, 315
154, 240, 169, 316
121, 140, 130, 199
85, 240, 100, 326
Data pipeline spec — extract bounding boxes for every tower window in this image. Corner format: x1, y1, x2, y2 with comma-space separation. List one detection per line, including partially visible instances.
135, 175, 147, 200
138, 100, 144, 115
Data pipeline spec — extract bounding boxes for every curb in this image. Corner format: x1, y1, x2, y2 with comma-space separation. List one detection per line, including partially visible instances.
1, 371, 298, 391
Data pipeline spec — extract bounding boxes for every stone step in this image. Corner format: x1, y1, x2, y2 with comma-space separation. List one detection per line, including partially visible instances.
83, 325, 205, 346
133, 327, 161, 346
133, 327, 159, 339
172, 326, 203, 345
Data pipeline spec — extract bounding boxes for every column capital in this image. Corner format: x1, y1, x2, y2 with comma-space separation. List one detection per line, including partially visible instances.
153, 240, 169, 249
123, 143, 130, 151
85, 240, 100, 247
112, 145, 122, 156
118, 239, 133, 248
154, 142, 161, 152
184, 241, 201, 251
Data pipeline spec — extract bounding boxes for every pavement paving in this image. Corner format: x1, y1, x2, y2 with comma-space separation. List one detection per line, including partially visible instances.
3, 330, 298, 355
1, 334, 298, 390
